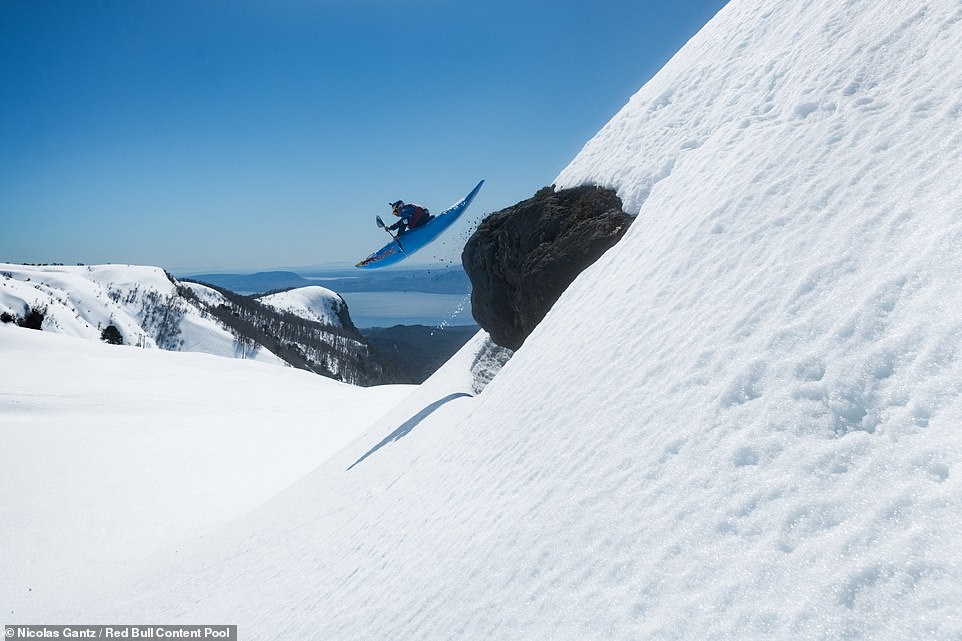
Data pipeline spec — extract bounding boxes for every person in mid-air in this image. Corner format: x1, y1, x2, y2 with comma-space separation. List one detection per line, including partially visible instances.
385, 199, 431, 237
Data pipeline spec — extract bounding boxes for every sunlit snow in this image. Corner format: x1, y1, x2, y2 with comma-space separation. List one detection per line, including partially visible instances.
256, 285, 349, 327
3, 0, 962, 638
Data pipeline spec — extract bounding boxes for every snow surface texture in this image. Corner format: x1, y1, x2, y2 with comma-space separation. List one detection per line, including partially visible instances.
7, 0, 962, 638
0, 264, 284, 364
256, 285, 349, 327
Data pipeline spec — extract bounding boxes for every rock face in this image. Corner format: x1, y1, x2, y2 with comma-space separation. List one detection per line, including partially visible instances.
462, 185, 633, 350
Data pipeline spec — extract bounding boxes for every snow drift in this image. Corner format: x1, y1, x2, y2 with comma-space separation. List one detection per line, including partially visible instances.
0, 325, 413, 618
6, 0, 962, 638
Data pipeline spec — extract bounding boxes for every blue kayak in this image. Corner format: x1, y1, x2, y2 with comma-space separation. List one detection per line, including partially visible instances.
356, 180, 484, 269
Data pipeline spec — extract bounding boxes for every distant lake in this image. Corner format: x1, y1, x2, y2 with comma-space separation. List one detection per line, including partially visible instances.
340, 291, 475, 328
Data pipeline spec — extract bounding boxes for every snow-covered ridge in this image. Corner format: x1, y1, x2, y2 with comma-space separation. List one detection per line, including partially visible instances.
557, 0, 962, 221
0, 263, 395, 384
256, 285, 351, 328
0, 263, 283, 364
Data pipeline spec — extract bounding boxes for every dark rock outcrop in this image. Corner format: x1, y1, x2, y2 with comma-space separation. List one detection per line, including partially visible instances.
462, 185, 633, 350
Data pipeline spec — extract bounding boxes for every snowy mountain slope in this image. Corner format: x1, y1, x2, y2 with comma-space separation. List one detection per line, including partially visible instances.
9, 0, 962, 638
178, 280, 230, 308
0, 264, 284, 364
0, 324, 413, 617
0, 265, 393, 383
182, 281, 395, 384
256, 285, 351, 328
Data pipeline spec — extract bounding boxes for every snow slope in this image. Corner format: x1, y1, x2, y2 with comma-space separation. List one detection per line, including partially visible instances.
0, 325, 412, 617
7, 0, 962, 638
256, 285, 350, 327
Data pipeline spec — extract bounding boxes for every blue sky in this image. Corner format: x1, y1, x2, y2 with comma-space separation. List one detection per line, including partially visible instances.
1, 0, 728, 272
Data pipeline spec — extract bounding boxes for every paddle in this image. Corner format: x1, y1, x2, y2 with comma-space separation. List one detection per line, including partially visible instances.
376, 215, 396, 239
376, 215, 404, 247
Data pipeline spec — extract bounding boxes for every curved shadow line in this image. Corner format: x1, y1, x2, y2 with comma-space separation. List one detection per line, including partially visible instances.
347, 392, 472, 470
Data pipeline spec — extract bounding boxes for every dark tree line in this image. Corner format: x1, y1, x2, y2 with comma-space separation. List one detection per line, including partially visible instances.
179, 281, 405, 386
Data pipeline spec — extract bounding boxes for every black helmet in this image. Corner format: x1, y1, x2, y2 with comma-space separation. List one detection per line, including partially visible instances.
390, 200, 404, 215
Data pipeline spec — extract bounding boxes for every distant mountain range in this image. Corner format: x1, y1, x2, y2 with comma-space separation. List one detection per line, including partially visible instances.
181, 270, 314, 294
183, 265, 471, 295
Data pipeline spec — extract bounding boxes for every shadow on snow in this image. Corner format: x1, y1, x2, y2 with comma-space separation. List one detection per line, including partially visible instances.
347, 392, 473, 470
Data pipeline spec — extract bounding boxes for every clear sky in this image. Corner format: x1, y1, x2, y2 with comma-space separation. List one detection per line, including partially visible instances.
1, 0, 728, 272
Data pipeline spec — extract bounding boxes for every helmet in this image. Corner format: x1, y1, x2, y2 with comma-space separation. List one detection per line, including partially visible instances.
390, 200, 404, 216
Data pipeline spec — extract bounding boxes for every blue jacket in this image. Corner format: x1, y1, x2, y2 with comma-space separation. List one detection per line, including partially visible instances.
388, 204, 429, 231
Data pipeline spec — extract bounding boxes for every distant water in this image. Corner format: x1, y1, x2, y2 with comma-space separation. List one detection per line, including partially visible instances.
340, 291, 474, 328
